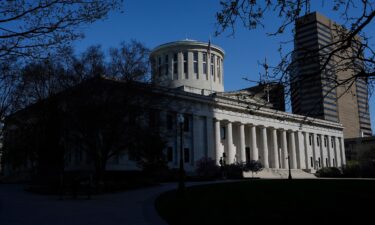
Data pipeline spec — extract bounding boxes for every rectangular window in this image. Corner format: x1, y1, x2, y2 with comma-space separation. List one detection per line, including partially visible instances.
310, 157, 313, 167
317, 136, 320, 146
158, 57, 162, 76
183, 115, 189, 132
183, 52, 188, 78
309, 135, 312, 146
217, 57, 220, 83
184, 148, 190, 163
318, 158, 321, 167
331, 137, 334, 148
167, 147, 173, 162
220, 126, 226, 139
211, 54, 215, 81
333, 158, 335, 167
167, 114, 173, 130
164, 55, 169, 76
149, 110, 158, 128
324, 136, 327, 147
202, 53, 208, 80
194, 63, 198, 78
193, 52, 198, 78
173, 53, 178, 79
326, 158, 328, 166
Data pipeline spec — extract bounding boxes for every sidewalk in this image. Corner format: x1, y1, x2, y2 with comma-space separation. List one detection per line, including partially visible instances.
0, 180, 239, 225
0, 183, 177, 225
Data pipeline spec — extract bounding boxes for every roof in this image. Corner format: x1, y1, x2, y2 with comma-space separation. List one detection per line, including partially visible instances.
151, 39, 225, 56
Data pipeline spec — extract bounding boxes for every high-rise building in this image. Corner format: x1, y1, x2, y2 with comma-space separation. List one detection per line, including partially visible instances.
291, 12, 372, 138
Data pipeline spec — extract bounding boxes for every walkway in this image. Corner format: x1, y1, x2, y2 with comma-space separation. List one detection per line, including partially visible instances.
0, 183, 178, 225
0, 180, 236, 225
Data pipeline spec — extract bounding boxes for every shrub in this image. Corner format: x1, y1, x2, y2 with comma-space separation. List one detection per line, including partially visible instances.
341, 161, 361, 178
316, 167, 342, 178
225, 163, 245, 179
195, 157, 220, 180
243, 160, 263, 178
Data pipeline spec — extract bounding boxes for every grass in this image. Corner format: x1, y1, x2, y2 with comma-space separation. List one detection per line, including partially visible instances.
155, 179, 375, 225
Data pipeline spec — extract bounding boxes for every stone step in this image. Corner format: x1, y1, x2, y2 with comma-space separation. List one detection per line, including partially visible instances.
243, 168, 317, 179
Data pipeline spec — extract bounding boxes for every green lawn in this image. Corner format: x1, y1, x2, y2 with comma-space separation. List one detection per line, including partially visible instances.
155, 179, 375, 225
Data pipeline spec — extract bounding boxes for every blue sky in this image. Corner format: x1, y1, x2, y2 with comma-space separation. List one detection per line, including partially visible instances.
73, 0, 375, 133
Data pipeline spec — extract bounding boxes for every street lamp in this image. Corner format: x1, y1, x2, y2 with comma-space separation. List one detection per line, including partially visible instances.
177, 114, 185, 196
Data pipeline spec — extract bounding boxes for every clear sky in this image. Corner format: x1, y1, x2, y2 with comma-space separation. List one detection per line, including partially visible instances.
73, 0, 375, 134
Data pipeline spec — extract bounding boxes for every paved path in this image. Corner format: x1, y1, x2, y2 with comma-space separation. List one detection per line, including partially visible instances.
0, 181, 237, 225
0, 183, 179, 225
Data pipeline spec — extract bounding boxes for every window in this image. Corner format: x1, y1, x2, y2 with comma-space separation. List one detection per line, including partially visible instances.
310, 157, 313, 167
167, 147, 173, 162
333, 158, 335, 167
317, 136, 320, 146
75, 149, 83, 164
331, 137, 334, 148
164, 55, 169, 76
326, 158, 328, 166
217, 57, 220, 83
193, 52, 198, 78
220, 126, 226, 139
183, 115, 189, 132
309, 135, 312, 146
324, 136, 327, 147
184, 148, 190, 163
149, 110, 159, 128
167, 114, 173, 130
173, 53, 178, 79
183, 52, 188, 78
158, 57, 162, 76
211, 54, 215, 81
202, 53, 208, 80
318, 158, 321, 167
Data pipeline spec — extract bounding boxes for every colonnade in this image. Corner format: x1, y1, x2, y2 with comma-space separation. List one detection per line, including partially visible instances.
214, 119, 346, 170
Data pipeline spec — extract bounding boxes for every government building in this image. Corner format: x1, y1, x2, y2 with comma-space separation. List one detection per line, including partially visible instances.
148, 40, 346, 173
2, 40, 346, 177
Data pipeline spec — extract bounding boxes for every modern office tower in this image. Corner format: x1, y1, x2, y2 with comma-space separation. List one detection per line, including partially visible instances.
291, 12, 372, 138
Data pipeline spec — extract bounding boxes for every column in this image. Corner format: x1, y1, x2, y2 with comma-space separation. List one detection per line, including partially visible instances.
334, 136, 341, 167
319, 135, 325, 167
271, 128, 279, 168
296, 130, 306, 169
311, 133, 318, 169
327, 136, 332, 167
206, 117, 214, 159
239, 123, 246, 163
226, 122, 235, 164
214, 119, 221, 165
303, 132, 311, 169
281, 129, 288, 169
340, 137, 346, 166
261, 126, 269, 168
288, 131, 297, 169
250, 125, 258, 161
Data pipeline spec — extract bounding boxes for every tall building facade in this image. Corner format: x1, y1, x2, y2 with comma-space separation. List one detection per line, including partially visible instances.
291, 12, 372, 139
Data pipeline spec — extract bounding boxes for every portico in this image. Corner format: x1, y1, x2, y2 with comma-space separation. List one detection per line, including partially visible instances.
212, 117, 346, 170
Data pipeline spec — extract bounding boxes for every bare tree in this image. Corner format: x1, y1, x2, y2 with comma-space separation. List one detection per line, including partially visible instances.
0, 0, 123, 61
108, 40, 151, 82
215, 0, 375, 113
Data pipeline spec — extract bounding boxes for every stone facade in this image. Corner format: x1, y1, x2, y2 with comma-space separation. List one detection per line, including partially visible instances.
2, 40, 347, 175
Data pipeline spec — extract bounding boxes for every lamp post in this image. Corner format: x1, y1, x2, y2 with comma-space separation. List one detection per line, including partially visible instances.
177, 114, 185, 196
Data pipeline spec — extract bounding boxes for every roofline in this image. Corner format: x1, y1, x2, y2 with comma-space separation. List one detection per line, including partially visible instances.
151, 40, 225, 57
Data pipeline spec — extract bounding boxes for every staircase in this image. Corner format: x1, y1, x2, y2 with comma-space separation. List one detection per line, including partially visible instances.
243, 168, 317, 179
